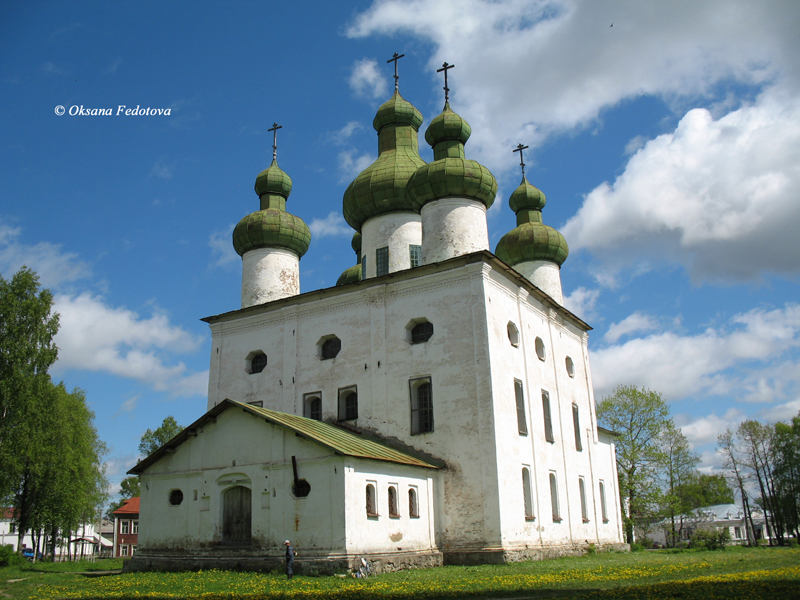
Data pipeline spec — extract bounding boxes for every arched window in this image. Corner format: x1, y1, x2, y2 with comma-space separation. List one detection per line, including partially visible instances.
549, 473, 560, 522
572, 403, 583, 451
599, 481, 609, 523
522, 467, 534, 520
303, 393, 322, 420
408, 488, 419, 518
388, 486, 399, 517
410, 377, 433, 434
366, 484, 377, 516
339, 387, 358, 421
579, 477, 589, 522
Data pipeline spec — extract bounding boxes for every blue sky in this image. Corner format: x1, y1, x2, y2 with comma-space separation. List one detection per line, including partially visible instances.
2, 0, 799, 501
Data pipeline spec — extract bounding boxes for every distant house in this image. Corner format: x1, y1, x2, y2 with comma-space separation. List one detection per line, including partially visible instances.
113, 497, 140, 558
1, 508, 109, 557
648, 503, 773, 547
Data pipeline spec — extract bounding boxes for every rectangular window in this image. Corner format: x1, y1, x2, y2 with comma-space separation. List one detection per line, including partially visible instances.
376, 246, 389, 276
338, 386, 358, 421
132, 520, 139, 534
410, 377, 434, 434
120, 520, 129, 535
542, 391, 554, 442
303, 392, 323, 420
120, 545, 129, 557
572, 403, 582, 451
515, 379, 528, 435
131, 545, 137, 556
579, 477, 589, 523
409, 245, 421, 268
599, 480, 609, 523
734, 526, 742, 539
9, 523, 16, 534
361, 255, 367, 280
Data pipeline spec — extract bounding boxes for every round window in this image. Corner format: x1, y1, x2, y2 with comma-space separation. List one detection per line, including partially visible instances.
168, 489, 184, 506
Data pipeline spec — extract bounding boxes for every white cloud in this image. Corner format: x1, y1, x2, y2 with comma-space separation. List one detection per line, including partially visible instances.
563, 286, 599, 321
309, 212, 352, 239
349, 58, 389, 100
676, 408, 745, 447
150, 160, 174, 180
52, 292, 208, 398
591, 303, 800, 404
0, 220, 91, 287
604, 312, 658, 343
563, 88, 800, 281
338, 149, 374, 183
328, 121, 364, 145
209, 225, 238, 268
347, 0, 799, 175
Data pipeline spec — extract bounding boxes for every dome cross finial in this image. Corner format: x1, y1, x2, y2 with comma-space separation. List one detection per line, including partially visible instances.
387, 52, 405, 90
268, 122, 282, 161
513, 143, 529, 179
437, 62, 455, 103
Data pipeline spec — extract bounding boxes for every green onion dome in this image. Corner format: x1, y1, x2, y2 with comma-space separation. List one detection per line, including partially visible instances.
406, 103, 497, 211
336, 264, 362, 286
337, 232, 363, 286
342, 90, 427, 230
255, 159, 292, 199
232, 159, 311, 258
495, 177, 568, 267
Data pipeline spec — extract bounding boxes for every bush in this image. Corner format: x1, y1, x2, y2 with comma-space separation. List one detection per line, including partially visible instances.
0, 544, 24, 567
690, 527, 731, 550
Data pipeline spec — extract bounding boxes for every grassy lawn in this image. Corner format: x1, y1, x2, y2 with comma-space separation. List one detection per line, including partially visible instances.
1, 547, 798, 600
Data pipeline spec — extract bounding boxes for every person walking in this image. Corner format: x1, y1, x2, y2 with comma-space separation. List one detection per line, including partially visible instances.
283, 540, 295, 579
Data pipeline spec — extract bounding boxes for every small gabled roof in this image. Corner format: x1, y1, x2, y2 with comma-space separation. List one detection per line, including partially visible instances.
129, 399, 440, 475
114, 496, 140, 515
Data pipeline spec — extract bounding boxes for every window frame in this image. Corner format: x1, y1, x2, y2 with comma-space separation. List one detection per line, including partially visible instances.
338, 386, 358, 421
572, 403, 583, 451
376, 246, 389, 277
542, 391, 554, 442
120, 520, 129, 535
579, 477, 589, 523
515, 379, 528, 435
549, 472, 561, 522
410, 377, 434, 434
388, 485, 399, 518
408, 486, 419, 518
132, 520, 139, 534
410, 321, 434, 344
366, 482, 378, 517
409, 244, 421, 268
303, 392, 323, 420
522, 467, 534, 521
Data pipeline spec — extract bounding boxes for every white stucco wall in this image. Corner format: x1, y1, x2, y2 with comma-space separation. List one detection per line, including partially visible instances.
204, 255, 622, 554
420, 198, 489, 265
360, 212, 422, 279
512, 260, 563, 305
241, 247, 300, 308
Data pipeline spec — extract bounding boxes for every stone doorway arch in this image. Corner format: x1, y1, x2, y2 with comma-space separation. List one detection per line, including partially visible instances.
222, 485, 252, 545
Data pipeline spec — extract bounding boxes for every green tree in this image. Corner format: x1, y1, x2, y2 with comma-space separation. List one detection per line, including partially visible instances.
772, 412, 800, 540
597, 385, 672, 544
675, 473, 734, 509
659, 424, 698, 547
0, 268, 107, 557
717, 428, 756, 546
738, 420, 783, 545
139, 416, 184, 457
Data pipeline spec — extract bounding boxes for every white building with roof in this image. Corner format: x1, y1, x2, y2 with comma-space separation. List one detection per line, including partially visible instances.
128, 65, 625, 573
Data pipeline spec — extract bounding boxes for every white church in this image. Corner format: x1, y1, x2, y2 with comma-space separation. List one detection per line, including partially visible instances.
128, 63, 625, 573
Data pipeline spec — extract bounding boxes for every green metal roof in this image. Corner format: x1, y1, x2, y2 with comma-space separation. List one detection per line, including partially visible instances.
129, 399, 440, 474
236, 401, 439, 469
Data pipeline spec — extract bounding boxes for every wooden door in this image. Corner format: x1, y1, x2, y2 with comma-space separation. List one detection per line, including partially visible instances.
222, 486, 251, 545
